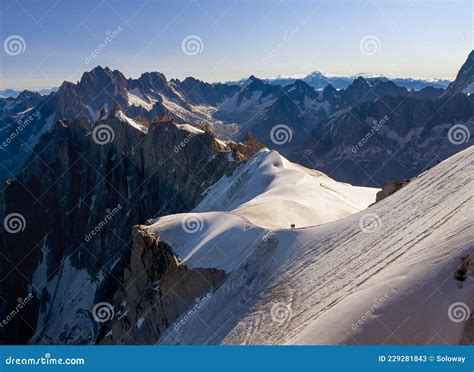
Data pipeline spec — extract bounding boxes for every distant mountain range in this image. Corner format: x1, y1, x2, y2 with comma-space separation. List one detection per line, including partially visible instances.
0, 71, 449, 99
0, 87, 58, 98
1, 51, 473, 187
227, 71, 451, 90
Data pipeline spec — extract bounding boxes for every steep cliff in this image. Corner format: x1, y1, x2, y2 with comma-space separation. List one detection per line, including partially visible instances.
0, 114, 258, 344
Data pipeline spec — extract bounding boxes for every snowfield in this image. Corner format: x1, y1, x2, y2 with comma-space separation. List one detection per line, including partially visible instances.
150, 146, 473, 345
195, 149, 377, 229
146, 149, 378, 271
114, 110, 148, 133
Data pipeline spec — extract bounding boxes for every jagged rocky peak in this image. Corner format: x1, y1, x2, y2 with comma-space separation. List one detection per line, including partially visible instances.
0, 109, 246, 344
243, 75, 268, 90
302, 71, 332, 88
226, 132, 266, 161
290, 79, 315, 95
171, 76, 237, 106
57, 80, 76, 92
78, 66, 128, 92
80, 65, 123, 83
444, 50, 474, 96
138, 71, 168, 83
52, 66, 129, 121
321, 83, 337, 96
353, 76, 372, 88
134, 71, 169, 93
16, 89, 42, 101
342, 75, 409, 102
341, 77, 369, 101
99, 226, 226, 344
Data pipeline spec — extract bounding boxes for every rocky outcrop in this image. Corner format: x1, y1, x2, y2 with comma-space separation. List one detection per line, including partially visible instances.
227, 132, 266, 161
99, 226, 225, 344
0, 66, 232, 184
374, 180, 410, 203
0, 115, 259, 345
444, 50, 474, 96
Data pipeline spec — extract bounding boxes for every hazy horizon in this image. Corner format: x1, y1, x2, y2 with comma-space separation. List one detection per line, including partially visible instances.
1, 0, 472, 90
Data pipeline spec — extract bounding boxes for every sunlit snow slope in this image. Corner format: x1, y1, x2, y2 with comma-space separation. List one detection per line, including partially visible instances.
145, 149, 378, 271
152, 146, 473, 345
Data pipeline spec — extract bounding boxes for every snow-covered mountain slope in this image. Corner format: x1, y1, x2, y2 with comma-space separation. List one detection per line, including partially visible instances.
0, 112, 266, 345
155, 146, 473, 345
216, 76, 279, 123
194, 149, 377, 228
145, 149, 378, 271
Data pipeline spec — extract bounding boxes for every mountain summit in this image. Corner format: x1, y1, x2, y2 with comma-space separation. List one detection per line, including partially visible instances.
444, 50, 474, 96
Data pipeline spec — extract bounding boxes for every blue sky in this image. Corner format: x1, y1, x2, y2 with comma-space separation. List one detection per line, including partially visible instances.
0, 0, 472, 89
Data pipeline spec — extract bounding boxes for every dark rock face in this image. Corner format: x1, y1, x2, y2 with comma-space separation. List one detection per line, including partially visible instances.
171, 77, 237, 106
0, 116, 248, 345
342, 77, 409, 103
339, 77, 408, 105
99, 226, 225, 344
444, 50, 474, 97
50, 67, 168, 123
218, 78, 343, 150
0, 67, 239, 184
410, 86, 444, 101
374, 180, 410, 204
227, 132, 266, 161
216, 76, 446, 155
0, 90, 51, 181
291, 93, 474, 186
